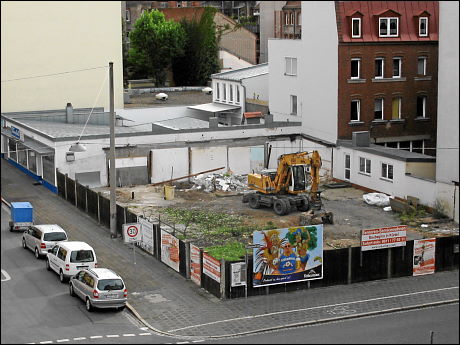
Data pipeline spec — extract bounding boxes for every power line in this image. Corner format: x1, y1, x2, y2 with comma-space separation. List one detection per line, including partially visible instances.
1, 66, 108, 83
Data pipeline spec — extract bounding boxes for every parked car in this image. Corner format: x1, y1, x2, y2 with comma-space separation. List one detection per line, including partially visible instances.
46, 241, 97, 283
22, 224, 68, 259
69, 268, 127, 312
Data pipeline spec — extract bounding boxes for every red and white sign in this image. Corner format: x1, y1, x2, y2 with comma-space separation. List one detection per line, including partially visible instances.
203, 252, 220, 283
413, 238, 436, 276
361, 225, 407, 251
123, 223, 141, 243
190, 244, 201, 286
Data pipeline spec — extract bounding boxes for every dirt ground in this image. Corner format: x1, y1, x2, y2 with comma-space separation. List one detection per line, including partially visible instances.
93, 183, 459, 250
125, 90, 212, 108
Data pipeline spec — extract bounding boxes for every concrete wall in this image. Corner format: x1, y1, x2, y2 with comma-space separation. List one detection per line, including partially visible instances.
1, 1, 124, 112
406, 162, 436, 180
151, 148, 189, 184
436, 1, 459, 222
244, 74, 269, 103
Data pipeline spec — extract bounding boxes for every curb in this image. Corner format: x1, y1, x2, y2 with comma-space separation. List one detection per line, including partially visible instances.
126, 298, 459, 339
1, 196, 11, 208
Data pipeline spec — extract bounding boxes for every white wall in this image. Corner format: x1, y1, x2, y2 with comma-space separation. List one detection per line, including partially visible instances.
244, 74, 269, 102
219, 50, 254, 72
1, 1, 124, 112
436, 1, 459, 222
151, 148, 189, 184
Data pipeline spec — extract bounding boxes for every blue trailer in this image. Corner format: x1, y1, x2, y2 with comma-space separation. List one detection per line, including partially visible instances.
9, 202, 34, 232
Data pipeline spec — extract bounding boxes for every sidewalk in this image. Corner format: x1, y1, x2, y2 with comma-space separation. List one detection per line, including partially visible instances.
2, 159, 459, 339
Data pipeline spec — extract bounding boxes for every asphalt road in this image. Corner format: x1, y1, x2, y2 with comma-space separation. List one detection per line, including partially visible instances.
0, 204, 174, 344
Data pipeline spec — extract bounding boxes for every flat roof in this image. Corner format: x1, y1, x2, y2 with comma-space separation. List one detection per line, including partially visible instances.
187, 103, 240, 113
211, 63, 268, 82
338, 140, 436, 162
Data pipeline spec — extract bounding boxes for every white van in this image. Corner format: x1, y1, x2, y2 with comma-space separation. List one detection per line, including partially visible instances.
46, 241, 97, 283
22, 224, 68, 259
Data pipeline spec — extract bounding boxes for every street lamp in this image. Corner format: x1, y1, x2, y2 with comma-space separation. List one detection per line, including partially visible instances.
108, 62, 117, 239
68, 142, 87, 152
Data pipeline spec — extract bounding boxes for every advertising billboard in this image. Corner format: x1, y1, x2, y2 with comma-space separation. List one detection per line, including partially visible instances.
190, 244, 201, 286
203, 252, 221, 283
361, 225, 407, 251
161, 230, 180, 272
413, 238, 436, 276
252, 225, 323, 287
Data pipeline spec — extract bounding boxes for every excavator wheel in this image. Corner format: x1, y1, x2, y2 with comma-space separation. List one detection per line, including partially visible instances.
281, 199, 291, 215
248, 194, 261, 209
297, 196, 310, 212
273, 199, 287, 216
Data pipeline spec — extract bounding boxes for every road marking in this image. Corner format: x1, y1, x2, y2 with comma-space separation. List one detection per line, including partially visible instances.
140, 327, 149, 331
168, 286, 459, 332
139, 333, 152, 336
1, 269, 11, 282
177, 342, 189, 344
122, 334, 136, 337
192, 341, 205, 343
56, 339, 69, 343
39, 342, 53, 344
89, 336, 103, 339
106, 335, 119, 338
73, 337, 86, 341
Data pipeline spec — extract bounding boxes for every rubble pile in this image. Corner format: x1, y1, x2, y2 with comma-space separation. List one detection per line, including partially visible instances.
190, 173, 248, 193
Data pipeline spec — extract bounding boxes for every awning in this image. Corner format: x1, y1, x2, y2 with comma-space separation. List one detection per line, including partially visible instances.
187, 103, 240, 113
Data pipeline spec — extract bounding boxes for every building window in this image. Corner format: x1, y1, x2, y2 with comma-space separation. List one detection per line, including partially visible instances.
297, 12, 301, 26
417, 56, 427, 76
8, 139, 17, 162
379, 17, 398, 37
351, 58, 360, 79
285, 13, 289, 25
399, 141, 410, 151
291, 13, 294, 25
236, 86, 240, 103
393, 57, 402, 78
229, 85, 233, 102
392, 97, 402, 119
374, 98, 384, 120
291, 95, 297, 115
351, 18, 361, 38
412, 140, 424, 154
28, 150, 37, 173
345, 154, 351, 180
125, 9, 131, 22
223, 84, 226, 101
42, 155, 55, 185
285, 57, 297, 76
375, 58, 384, 78
381, 163, 393, 180
417, 95, 427, 118
351, 100, 360, 121
419, 17, 428, 37
359, 157, 371, 175
216, 82, 220, 100
17, 142, 27, 167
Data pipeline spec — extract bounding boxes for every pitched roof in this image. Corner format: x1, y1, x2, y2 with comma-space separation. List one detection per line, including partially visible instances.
212, 63, 268, 82
159, 7, 207, 22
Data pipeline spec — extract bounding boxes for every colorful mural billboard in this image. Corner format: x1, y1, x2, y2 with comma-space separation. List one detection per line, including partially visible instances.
252, 225, 323, 287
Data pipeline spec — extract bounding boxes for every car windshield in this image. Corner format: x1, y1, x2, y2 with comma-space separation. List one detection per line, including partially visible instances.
43, 232, 67, 241
97, 279, 124, 291
70, 250, 94, 263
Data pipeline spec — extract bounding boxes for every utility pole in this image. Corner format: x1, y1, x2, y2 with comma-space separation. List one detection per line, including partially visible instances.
109, 62, 117, 239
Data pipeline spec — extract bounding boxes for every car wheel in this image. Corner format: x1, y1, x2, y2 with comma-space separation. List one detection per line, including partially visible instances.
46, 259, 51, 271
34, 248, 40, 259
22, 239, 27, 249
59, 270, 66, 283
69, 283, 76, 297
86, 298, 93, 312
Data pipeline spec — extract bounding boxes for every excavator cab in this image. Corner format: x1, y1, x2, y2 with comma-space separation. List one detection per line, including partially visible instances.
288, 165, 308, 192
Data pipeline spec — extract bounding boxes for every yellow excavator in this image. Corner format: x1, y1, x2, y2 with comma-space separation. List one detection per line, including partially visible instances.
243, 150, 331, 219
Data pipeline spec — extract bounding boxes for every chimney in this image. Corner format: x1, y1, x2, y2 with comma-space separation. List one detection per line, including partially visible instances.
352, 131, 370, 147
65, 103, 74, 124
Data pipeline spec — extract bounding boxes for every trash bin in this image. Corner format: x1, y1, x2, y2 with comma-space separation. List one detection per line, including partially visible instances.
164, 185, 175, 200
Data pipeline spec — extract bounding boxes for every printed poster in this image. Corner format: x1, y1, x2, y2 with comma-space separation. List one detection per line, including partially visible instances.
413, 238, 436, 276
253, 225, 323, 287
203, 252, 220, 283
361, 225, 407, 251
161, 230, 180, 272
139, 218, 154, 255
190, 244, 201, 286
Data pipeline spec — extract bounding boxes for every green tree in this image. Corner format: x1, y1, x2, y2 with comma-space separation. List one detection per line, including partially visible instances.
128, 9, 185, 86
172, 7, 220, 86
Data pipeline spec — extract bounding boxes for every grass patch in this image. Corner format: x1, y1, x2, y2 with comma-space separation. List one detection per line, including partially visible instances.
205, 241, 246, 261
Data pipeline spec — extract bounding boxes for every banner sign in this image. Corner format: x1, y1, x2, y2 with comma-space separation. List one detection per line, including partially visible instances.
231, 262, 246, 287
203, 252, 220, 283
413, 238, 436, 276
123, 223, 141, 243
160, 230, 180, 272
138, 218, 154, 255
361, 225, 407, 251
252, 225, 323, 287
190, 244, 201, 286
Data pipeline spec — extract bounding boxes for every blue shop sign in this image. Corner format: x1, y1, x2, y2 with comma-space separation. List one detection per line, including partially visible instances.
11, 126, 21, 140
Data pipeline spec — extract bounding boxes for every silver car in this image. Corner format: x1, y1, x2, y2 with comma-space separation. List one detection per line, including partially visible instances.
22, 224, 68, 259
69, 268, 127, 312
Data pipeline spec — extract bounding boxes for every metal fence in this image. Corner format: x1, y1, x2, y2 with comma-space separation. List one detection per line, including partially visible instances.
56, 169, 459, 300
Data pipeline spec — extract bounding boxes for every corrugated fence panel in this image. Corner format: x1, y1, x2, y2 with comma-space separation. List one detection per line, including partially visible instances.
321, 247, 349, 287
99, 196, 110, 229
351, 246, 388, 283
66, 178, 76, 205
436, 235, 459, 271
76, 182, 86, 212
56, 170, 65, 199
179, 240, 187, 277
391, 243, 413, 278
116, 204, 125, 236
87, 189, 99, 221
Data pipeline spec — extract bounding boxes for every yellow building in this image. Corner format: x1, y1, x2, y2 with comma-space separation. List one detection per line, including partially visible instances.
1, 1, 124, 112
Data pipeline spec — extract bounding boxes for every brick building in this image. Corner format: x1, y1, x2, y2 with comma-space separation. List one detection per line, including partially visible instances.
336, 1, 439, 156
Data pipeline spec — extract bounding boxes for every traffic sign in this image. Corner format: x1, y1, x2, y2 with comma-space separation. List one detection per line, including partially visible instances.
123, 223, 141, 243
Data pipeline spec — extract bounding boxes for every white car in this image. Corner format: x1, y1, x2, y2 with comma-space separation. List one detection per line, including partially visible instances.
46, 241, 98, 283
22, 224, 68, 259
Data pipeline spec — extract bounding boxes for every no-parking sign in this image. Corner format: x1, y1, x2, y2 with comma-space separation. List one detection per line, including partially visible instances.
123, 223, 141, 243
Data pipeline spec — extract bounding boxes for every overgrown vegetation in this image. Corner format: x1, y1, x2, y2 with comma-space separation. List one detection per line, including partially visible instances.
399, 207, 428, 224
205, 241, 245, 261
